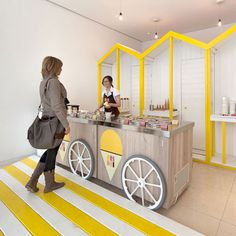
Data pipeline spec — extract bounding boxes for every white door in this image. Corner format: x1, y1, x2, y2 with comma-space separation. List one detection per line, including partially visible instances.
181, 58, 205, 152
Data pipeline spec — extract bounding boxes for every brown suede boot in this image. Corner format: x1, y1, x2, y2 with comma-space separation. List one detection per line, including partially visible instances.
44, 169, 65, 193
25, 162, 45, 193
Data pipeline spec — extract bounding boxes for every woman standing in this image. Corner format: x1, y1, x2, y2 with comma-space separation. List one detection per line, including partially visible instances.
26, 56, 70, 193
97, 75, 121, 117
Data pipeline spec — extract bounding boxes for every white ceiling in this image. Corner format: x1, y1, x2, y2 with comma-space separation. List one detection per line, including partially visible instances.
48, 0, 236, 42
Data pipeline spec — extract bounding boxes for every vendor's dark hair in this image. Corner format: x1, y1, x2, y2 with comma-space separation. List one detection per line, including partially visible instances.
102, 75, 113, 87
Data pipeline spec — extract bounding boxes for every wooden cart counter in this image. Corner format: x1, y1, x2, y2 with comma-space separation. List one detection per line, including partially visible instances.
57, 117, 194, 210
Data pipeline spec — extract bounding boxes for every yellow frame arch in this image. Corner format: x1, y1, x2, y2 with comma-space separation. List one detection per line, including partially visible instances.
97, 24, 236, 170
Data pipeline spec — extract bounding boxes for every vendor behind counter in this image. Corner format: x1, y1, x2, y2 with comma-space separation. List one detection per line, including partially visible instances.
97, 75, 121, 118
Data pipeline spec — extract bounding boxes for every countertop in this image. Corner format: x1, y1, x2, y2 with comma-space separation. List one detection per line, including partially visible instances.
67, 116, 194, 138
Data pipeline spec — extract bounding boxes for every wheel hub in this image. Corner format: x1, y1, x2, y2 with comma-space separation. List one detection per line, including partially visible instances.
137, 178, 145, 188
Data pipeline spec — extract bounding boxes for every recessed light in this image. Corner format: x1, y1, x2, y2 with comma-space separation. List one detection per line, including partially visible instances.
152, 18, 160, 23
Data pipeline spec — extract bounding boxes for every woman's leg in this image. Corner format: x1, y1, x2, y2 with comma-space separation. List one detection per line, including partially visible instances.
39, 150, 48, 163
44, 145, 60, 171
25, 150, 47, 192
43, 144, 65, 193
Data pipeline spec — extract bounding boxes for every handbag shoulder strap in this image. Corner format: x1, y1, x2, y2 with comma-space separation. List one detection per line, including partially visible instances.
38, 78, 53, 111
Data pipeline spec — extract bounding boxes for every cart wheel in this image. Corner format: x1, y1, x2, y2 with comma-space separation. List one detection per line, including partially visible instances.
68, 139, 95, 179
121, 155, 166, 210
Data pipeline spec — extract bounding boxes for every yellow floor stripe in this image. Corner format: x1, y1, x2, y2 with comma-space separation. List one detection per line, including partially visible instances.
22, 158, 174, 236
0, 181, 59, 236
4, 165, 117, 236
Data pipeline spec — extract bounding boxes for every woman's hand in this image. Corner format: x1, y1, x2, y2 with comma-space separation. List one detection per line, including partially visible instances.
65, 126, 70, 134
106, 103, 112, 109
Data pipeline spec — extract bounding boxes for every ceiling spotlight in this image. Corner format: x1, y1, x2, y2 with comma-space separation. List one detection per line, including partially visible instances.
154, 32, 159, 39
218, 19, 222, 27
119, 12, 123, 21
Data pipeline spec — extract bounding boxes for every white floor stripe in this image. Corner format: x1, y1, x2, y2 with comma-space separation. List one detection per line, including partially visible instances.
0, 170, 88, 236
30, 155, 203, 236
14, 162, 145, 236
0, 201, 31, 236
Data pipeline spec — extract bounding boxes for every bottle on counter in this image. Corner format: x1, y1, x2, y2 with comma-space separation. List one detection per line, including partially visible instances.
230, 100, 235, 115
222, 97, 229, 115
127, 98, 130, 111
121, 98, 124, 111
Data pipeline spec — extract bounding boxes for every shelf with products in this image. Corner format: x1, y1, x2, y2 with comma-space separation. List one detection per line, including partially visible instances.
210, 114, 236, 123
209, 30, 236, 168
144, 110, 179, 118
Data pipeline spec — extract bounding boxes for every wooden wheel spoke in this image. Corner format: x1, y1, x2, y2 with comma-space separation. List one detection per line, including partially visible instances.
124, 178, 138, 183
79, 162, 84, 178
130, 185, 139, 196
128, 165, 139, 180
140, 187, 145, 206
138, 159, 143, 178
144, 186, 157, 203
144, 168, 154, 180
145, 182, 161, 188
81, 162, 90, 173
71, 149, 79, 158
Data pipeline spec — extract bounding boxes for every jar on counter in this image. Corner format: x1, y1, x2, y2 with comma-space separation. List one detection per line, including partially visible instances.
222, 97, 229, 115
230, 100, 235, 115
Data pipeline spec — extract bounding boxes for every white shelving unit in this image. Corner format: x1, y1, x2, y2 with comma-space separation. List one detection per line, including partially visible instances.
210, 114, 236, 123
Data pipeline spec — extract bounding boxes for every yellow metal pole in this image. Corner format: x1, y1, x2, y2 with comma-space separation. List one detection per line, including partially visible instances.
205, 49, 211, 163
211, 121, 215, 158
222, 122, 226, 164
116, 48, 120, 90
169, 36, 173, 120
98, 63, 102, 106
139, 58, 144, 116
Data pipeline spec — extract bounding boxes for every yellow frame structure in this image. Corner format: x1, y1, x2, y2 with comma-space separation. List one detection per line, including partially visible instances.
140, 31, 207, 119
97, 24, 236, 170
97, 43, 141, 107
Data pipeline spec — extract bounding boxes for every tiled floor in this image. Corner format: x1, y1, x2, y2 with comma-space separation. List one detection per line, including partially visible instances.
87, 159, 236, 236
157, 162, 236, 236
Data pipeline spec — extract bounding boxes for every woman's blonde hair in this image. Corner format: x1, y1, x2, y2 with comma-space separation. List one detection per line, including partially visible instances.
41, 56, 63, 79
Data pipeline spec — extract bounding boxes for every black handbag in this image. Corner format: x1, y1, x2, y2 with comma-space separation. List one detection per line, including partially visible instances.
27, 78, 65, 149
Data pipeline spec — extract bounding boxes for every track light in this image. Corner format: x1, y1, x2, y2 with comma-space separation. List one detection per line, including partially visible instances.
218, 19, 222, 27
119, 12, 123, 21
154, 32, 159, 39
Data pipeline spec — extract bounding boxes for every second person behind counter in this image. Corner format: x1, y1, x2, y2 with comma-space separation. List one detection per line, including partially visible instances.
97, 75, 121, 118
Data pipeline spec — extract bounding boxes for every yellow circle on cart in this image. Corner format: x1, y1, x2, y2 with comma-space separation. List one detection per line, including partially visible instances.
100, 130, 122, 156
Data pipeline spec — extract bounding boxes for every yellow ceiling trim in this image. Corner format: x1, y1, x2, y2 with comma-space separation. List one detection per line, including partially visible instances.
117, 44, 141, 59
208, 24, 236, 48
97, 44, 118, 64
170, 31, 208, 49
141, 32, 171, 58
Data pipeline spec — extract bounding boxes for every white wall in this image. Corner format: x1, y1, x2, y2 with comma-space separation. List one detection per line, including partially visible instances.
0, 0, 141, 163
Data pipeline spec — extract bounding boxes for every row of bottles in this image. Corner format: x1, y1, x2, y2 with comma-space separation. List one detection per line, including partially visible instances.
149, 99, 170, 111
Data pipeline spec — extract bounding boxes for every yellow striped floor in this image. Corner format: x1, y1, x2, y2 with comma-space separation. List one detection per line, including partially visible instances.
0, 155, 203, 236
